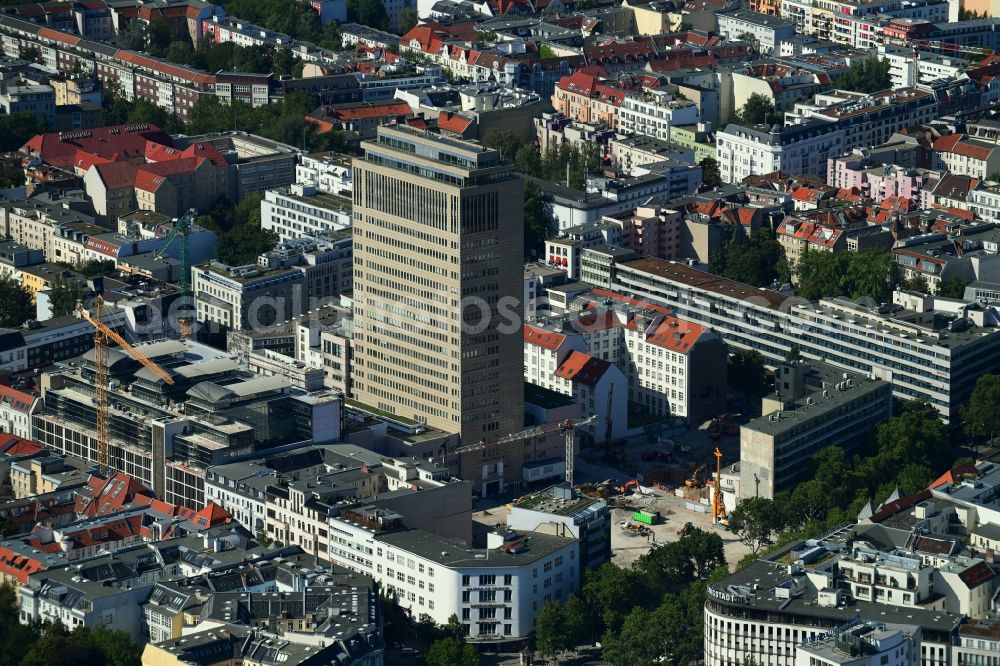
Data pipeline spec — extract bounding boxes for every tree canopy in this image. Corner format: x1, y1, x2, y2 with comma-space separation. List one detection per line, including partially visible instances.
0, 584, 140, 666
700, 157, 721, 188
835, 58, 892, 94
735, 93, 782, 127
710, 226, 789, 288
962, 374, 1000, 446
794, 248, 895, 303
0, 277, 34, 327
198, 193, 279, 266
729, 349, 769, 397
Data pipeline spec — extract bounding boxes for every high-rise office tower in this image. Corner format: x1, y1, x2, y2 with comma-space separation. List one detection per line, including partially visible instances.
351, 125, 524, 443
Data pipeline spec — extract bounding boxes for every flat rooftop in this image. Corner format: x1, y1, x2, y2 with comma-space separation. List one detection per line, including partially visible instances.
376, 528, 574, 568
620, 256, 792, 310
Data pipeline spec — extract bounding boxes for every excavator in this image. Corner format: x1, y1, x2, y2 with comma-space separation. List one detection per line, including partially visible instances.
618, 479, 640, 495
685, 464, 706, 488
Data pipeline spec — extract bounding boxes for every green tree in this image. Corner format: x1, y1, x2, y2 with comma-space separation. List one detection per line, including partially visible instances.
441, 613, 464, 641
523, 179, 550, 259
146, 17, 179, 56
0, 583, 39, 664
0, 112, 47, 152
76, 259, 117, 278
424, 636, 479, 666
581, 562, 644, 636
730, 497, 784, 554
795, 248, 894, 302
397, 7, 419, 34
963, 375, 1000, 446
700, 156, 721, 188
347, 0, 391, 31
481, 128, 521, 161
515, 144, 542, 176
729, 349, 769, 397
938, 275, 968, 298
114, 20, 146, 51
48, 278, 84, 317
88, 625, 142, 666
836, 58, 892, 94
711, 226, 789, 287
600, 583, 705, 666
0, 277, 33, 327
736, 93, 781, 126
677, 527, 726, 579
904, 273, 929, 293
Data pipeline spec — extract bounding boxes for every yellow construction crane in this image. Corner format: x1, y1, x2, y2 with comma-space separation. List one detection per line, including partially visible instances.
713, 446, 728, 526
78, 296, 176, 474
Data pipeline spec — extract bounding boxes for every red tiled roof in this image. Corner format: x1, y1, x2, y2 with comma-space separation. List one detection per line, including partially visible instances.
135, 157, 203, 192
523, 325, 566, 350
959, 561, 995, 589
0, 435, 42, 458
555, 350, 610, 386
869, 489, 932, 524
0, 547, 44, 584
22, 124, 172, 169
92, 161, 137, 190
328, 101, 411, 121
38, 27, 80, 46
929, 463, 978, 489
194, 502, 232, 527
75, 472, 152, 517
0, 386, 37, 415
437, 112, 473, 134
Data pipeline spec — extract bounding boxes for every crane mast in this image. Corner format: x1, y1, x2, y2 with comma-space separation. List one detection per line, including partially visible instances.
78, 296, 176, 474
154, 209, 197, 339
561, 415, 596, 486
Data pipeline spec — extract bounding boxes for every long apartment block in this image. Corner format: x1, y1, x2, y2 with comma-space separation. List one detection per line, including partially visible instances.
597, 256, 1000, 423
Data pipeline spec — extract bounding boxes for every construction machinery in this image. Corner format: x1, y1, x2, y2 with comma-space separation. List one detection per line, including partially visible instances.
78, 296, 176, 474
712, 446, 728, 527
153, 209, 197, 339
561, 415, 596, 486
685, 464, 706, 488
448, 414, 596, 490
618, 479, 640, 495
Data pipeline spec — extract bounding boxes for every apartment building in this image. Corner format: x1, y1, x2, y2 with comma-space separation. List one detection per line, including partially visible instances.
351, 125, 524, 442
550, 71, 627, 131
599, 256, 1000, 423
933, 134, 1000, 180
717, 9, 797, 54
544, 221, 622, 280
790, 89, 940, 156
717, 121, 845, 183
0, 385, 40, 440
704, 519, 997, 666
326, 513, 579, 646
617, 90, 699, 143
295, 151, 353, 196
740, 361, 893, 498
508, 484, 610, 572
524, 289, 727, 424
260, 184, 352, 243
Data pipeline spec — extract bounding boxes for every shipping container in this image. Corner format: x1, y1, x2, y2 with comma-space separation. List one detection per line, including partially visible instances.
632, 510, 660, 525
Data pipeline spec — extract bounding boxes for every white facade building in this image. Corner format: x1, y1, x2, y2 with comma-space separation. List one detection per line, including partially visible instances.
261, 184, 352, 243
718, 9, 797, 54
0, 385, 39, 440
295, 152, 353, 196
716, 121, 845, 182
617, 91, 700, 143
326, 514, 579, 646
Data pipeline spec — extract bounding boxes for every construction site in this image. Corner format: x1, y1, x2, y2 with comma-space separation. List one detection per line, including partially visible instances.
473, 415, 754, 568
